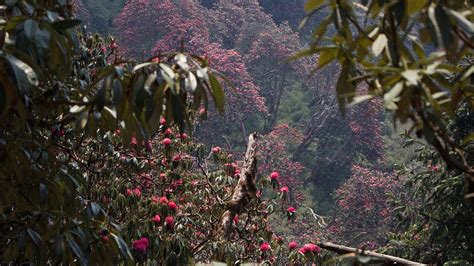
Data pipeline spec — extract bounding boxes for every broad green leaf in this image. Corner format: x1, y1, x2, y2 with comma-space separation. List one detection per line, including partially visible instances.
305, 0, 325, 12
6, 54, 38, 88
349, 95, 374, 107
401, 70, 421, 85
26, 228, 43, 248
113, 79, 123, 106
144, 71, 158, 93
405, 0, 428, 15
209, 74, 225, 115
317, 47, 339, 69
185, 72, 197, 93
66, 238, 87, 265
132, 62, 152, 72
111, 233, 133, 262
23, 19, 38, 40
372, 33, 387, 56
51, 19, 81, 31
428, 5, 454, 50
384, 82, 404, 110
336, 64, 353, 115
447, 9, 474, 35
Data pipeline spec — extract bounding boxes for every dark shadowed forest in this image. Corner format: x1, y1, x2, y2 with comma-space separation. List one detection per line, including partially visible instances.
1, 0, 473, 265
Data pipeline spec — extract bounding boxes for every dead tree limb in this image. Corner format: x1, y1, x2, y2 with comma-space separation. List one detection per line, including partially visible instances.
320, 242, 425, 265
219, 133, 258, 239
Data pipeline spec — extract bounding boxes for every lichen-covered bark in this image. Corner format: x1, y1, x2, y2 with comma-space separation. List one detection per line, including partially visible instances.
220, 133, 258, 239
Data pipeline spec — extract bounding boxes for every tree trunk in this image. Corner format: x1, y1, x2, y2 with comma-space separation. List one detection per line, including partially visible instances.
219, 133, 258, 239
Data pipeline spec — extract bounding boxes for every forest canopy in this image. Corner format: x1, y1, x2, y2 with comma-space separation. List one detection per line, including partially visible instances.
0, 0, 473, 265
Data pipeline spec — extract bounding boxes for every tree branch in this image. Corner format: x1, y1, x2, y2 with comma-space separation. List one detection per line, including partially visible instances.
319, 242, 424, 265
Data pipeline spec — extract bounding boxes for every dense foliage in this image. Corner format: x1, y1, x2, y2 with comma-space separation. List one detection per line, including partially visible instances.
300, 0, 474, 197
1, 0, 473, 264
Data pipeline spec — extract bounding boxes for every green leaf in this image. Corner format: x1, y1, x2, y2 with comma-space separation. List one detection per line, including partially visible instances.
317, 47, 339, 69
26, 228, 43, 248
447, 9, 474, 35
6, 54, 38, 88
133, 62, 152, 72
185, 72, 197, 93
112, 79, 123, 106
349, 95, 374, 107
67, 238, 87, 265
372, 33, 387, 56
304, 0, 325, 12
405, 0, 428, 15
428, 5, 454, 50
401, 70, 421, 85
209, 74, 225, 115
111, 233, 133, 262
51, 19, 81, 31
39, 183, 48, 204
23, 19, 38, 40
384, 82, 404, 110
336, 64, 354, 115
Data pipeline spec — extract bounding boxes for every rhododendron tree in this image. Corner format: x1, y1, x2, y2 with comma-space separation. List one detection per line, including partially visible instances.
259, 124, 326, 243
330, 165, 402, 249
244, 22, 312, 131
80, 121, 323, 264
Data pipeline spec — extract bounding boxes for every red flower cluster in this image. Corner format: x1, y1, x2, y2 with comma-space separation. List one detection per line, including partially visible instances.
163, 138, 172, 146
165, 216, 174, 227
298, 243, 320, 254
152, 214, 161, 224
288, 241, 298, 250
270, 171, 279, 180
132, 237, 149, 254
259, 242, 271, 252
168, 201, 177, 210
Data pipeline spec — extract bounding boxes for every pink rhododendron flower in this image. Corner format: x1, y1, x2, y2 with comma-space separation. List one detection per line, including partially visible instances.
160, 117, 166, 126
172, 155, 181, 162
152, 214, 161, 223
130, 136, 137, 145
126, 189, 133, 196
110, 42, 118, 50
299, 243, 320, 254
165, 216, 174, 227
165, 128, 172, 135
259, 242, 271, 252
211, 146, 221, 153
233, 214, 238, 224
180, 133, 187, 139
287, 207, 296, 213
167, 201, 177, 210
289, 241, 298, 250
199, 107, 206, 115
151, 195, 159, 203
133, 188, 141, 197
270, 171, 279, 180
163, 138, 172, 146
280, 186, 289, 193
159, 196, 168, 204
132, 237, 149, 254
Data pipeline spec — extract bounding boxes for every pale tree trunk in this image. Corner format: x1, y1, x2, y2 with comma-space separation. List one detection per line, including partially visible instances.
219, 133, 258, 239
